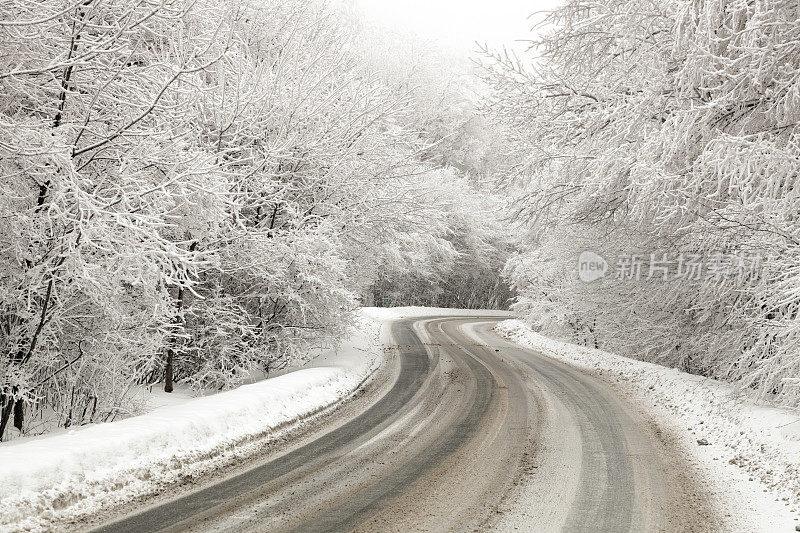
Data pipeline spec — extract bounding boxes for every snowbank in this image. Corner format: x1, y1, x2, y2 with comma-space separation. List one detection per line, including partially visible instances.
361, 305, 512, 321
496, 319, 800, 530
0, 311, 386, 531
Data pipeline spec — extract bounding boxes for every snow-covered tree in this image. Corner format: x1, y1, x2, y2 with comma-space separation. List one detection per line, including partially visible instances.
0, 0, 232, 437
0, 0, 513, 440
486, 0, 800, 406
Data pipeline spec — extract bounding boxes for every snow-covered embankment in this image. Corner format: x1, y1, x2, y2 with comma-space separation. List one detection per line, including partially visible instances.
0, 311, 386, 531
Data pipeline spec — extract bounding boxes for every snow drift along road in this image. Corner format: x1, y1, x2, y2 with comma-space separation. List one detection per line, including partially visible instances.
0, 314, 383, 531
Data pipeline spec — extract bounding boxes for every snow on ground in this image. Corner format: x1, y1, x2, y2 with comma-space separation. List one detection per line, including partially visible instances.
496, 319, 800, 532
0, 311, 387, 532
361, 305, 512, 321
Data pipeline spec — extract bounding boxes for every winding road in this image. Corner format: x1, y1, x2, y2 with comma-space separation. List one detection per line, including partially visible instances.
94, 315, 712, 532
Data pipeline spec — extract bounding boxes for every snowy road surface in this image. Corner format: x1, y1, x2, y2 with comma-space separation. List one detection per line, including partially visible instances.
94, 316, 715, 532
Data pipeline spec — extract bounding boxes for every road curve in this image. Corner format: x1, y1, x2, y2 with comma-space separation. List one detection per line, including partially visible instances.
93, 316, 713, 532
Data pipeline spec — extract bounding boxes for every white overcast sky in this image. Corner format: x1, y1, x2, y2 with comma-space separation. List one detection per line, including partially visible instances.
356, 0, 564, 55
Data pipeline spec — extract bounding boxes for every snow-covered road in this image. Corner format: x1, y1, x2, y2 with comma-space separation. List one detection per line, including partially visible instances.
91, 315, 728, 532
4, 310, 796, 531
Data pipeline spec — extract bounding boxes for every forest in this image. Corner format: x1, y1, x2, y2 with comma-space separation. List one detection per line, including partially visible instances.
0, 0, 510, 440
2, 0, 800, 445
487, 0, 800, 408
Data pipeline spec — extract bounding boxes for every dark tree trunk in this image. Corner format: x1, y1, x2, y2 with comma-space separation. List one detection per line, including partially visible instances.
164, 242, 195, 393
0, 395, 14, 441
13, 398, 23, 431
164, 350, 174, 393
164, 284, 184, 394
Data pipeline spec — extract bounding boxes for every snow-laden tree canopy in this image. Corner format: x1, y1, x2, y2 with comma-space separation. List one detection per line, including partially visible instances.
0, 0, 511, 440
485, 0, 800, 406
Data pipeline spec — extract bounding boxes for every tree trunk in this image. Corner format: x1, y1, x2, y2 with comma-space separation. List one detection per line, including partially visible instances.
13, 398, 23, 431
0, 395, 14, 441
164, 241, 195, 393
164, 350, 174, 393
164, 282, 185, 393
